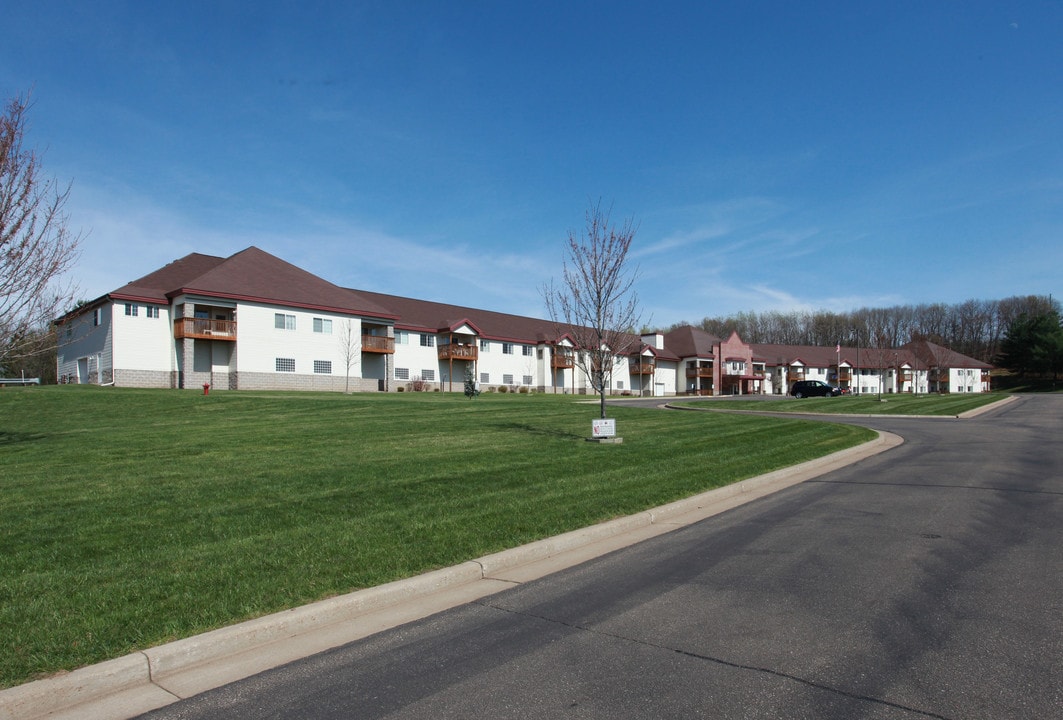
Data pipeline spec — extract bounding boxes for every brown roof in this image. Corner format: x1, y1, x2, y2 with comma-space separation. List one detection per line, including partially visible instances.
902, 340, 992, 370
662, 326, 722, 359
113, 247, 397, 319
354, 289, 567, 343
109, 253, 227, 304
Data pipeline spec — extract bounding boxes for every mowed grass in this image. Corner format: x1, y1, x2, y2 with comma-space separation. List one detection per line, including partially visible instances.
0, 387, 873, 688
673, 392, 1005, 415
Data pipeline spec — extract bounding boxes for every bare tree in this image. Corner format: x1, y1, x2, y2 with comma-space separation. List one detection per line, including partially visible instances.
1, 93, 82, 368
338, 319, 361, 393
543, 201, 642, 419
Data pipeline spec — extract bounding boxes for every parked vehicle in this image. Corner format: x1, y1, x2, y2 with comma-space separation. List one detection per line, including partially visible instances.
790, 380, 842, 398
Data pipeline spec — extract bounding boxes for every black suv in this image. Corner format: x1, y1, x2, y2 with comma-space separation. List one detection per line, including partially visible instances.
790, 380, 841, 398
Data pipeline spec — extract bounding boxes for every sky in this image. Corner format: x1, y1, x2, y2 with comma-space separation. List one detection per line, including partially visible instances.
2, 1, 1061, 329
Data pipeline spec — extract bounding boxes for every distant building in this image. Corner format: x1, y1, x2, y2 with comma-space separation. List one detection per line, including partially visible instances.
55, 247, 993, 395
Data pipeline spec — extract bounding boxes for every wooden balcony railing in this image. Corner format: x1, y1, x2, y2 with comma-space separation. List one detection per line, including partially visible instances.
786, 372, 806, 382
551, 350, 575, 369
438, 343, 478, 361
686, 367, 713, 379
629, 360, 656, 375
174, 317, 236, 341
836, 369, 852, 381
361, 334, 395, 354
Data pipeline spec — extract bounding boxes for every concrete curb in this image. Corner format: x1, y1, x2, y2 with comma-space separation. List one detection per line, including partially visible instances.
0, 431, 901, 720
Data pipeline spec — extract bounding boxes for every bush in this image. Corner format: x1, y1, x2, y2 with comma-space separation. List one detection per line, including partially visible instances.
498, 385, 508, 393
519, 386, 529, 394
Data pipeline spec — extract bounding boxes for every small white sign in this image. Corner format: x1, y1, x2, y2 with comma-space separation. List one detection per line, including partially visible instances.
592, 418, 616, 437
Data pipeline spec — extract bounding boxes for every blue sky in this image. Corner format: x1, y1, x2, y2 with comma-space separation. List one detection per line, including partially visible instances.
3, 2, 1061, 328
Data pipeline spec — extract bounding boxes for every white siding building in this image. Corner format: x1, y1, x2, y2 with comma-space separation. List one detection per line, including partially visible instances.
56, 247, 994, 395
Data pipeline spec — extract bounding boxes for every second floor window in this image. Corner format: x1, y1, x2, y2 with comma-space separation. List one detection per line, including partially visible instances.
420, 334, 435, 347
275, 313, 296, 330
313, 318, 332, 334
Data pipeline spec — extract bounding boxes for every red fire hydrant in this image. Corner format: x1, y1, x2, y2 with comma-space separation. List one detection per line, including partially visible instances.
203, 382, 211, 396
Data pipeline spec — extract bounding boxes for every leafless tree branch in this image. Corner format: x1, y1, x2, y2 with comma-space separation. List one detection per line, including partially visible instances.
1, 92, 82, 368
543, 200, 642, 419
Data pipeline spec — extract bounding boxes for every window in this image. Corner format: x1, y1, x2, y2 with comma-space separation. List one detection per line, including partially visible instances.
93, 308, 102, 326
276, 358, 295, 372
422, 369, 435, 381
420, 334, 435, 347
503, 373, 514, 384
617, 381, 625, 390
480, 339, 490, 352
144, 305, 159, 319
395, 331, 409, 345
124, 303, 138, 317
313, 360, 332, 374
522, 345, 533, 356
395, 367, 410, 380
502, 343, 514, 354
313, 318, 333, 334
275, 313, 295, 330
522, 375, 533, 385
480, 372, 490, 383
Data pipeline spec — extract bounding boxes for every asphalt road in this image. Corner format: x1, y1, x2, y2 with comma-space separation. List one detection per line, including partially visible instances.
135, 395, 1062, 720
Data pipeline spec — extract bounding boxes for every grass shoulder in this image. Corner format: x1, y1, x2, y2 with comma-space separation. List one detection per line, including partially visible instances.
0, 386, 873, 688
672, 392, 1006, 415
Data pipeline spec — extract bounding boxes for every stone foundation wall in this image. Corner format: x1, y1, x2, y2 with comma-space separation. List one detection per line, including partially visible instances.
113, 368, 170, 388
235, 372, 381, 393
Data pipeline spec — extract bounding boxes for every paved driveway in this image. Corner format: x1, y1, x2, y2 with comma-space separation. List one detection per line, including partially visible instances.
136, 395, 1062, 720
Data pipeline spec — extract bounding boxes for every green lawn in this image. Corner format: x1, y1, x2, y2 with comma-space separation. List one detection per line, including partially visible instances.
0, 387, 873, 688
672, 392, 1005, 415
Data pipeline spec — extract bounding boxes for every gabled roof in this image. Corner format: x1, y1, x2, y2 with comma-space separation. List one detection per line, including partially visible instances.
662, 326, 722, 359
354, 289, 570, 344
104, 247, 397, 320
902, 340, 992, 370
109, 253, 228, 304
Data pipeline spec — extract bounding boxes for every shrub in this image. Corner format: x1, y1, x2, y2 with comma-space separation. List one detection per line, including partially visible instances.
498, 385, 508, 393
519, 386, 529, 394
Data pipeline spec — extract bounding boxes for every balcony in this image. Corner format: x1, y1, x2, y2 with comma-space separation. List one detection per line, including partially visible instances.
629, 360, 656, 375
437, 343, 478, 361
836, 369, 852, 382
786, 371, 806, 382
686, 366, 713, 379
551, 349, 575, 369
361, 334, 395, 354
174, 317, 236, 341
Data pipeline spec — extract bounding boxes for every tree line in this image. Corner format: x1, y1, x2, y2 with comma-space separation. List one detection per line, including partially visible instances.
666, 295, 1060, 364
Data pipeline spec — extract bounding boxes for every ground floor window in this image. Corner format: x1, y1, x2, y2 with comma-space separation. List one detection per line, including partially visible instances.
313, 360, 332, 374
503, 373, 513, 384
480, 372, 490, 383
276, 358, 295, 372
522, 375, 533, 385
421, 369, 436, 381
395, 367, 410, 380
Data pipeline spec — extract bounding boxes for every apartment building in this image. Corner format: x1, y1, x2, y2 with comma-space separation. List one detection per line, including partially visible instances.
55, 247, 993, 395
